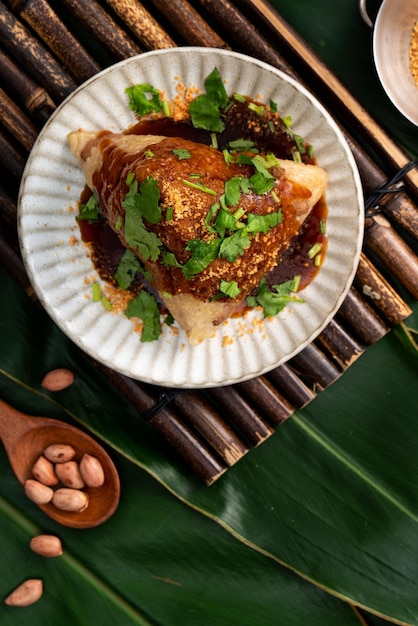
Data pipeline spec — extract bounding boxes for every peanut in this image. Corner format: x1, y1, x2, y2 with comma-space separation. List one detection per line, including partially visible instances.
52, 488, 89, 512
5, 579, 43, 606
30, 535, 62, 558
41, 368, 75, 391
32, 455, 59, 486
44, 444, 76, 464
79, 453, 105, 487
55, 461, 85, 489
24, 479, 54, 505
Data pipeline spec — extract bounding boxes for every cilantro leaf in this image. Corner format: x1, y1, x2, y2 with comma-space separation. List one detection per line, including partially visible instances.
162, 251, 183, 269
77, 193, 100, 221
224, 177, 241, 206
219, 230, 251, 262
204, 67, 229, 107
214, 207, 238, 238
183, 238, 221, 279
172, 149, 191, 160
188, 67, 228, 132
123, 175, 162, 224
227, 138, 257, 152
247, 277, 303, 317
123, 209, 163, 262
122, 175, 164, 261
189, 95, 225, 132
220, 280, 242, 299
125, 84, 164, 115
246, 210, 282, 234
114, 249, 152, 290
249, 171, 275, 194
124, 290, 162, 342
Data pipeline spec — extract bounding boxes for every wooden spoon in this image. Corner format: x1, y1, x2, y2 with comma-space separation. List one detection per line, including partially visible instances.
0, 398, 120, 528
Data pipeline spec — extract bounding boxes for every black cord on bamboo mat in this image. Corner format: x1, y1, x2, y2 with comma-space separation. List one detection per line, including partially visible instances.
140, 389, 190, 421
365, 159, 418, 216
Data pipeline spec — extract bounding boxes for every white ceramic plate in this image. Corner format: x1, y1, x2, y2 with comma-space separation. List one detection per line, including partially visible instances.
18, 48, 364, 388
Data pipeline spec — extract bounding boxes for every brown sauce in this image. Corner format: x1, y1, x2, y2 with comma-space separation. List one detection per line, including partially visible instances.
78, 101, 327, 302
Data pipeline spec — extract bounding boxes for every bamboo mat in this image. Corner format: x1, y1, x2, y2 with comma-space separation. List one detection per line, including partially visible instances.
0, 0, 417, 484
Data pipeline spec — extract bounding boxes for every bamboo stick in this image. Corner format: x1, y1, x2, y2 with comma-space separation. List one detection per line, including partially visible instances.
0, 46, 55, 124
0, 181, 19, 228
104, 0, 175, 50
355, 254, 412, 325
336, 286, 389, 346
315, 319, 364, 370
0, 1, 77, 102
148, 0, 227, 48
236, 376, 294, 425
59, 0, 143, 60
266, 364, 316, 409
0, 127, 26, 181
149, 410, 227, 484
5, 0, 100, 83
172, 391, 248, 466
207, 386, 274, 447
364, 215, 418, 300
0, 88, 38, 151
289, 344, 342, 391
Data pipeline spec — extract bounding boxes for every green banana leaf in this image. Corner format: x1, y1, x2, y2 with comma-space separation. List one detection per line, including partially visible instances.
1, 259, 418, 626
0, 265, 365, 626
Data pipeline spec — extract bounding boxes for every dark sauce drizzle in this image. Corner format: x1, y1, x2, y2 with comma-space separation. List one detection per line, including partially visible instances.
78, 99, 327, 299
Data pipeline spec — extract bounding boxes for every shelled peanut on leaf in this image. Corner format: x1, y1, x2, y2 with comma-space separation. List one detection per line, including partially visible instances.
25, 443, 105, 514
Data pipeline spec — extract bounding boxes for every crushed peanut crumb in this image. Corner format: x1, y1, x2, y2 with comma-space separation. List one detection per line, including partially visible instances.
409, 21, 418, 88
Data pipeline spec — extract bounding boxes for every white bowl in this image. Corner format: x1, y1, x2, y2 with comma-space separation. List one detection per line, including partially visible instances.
18, 48, 364, 388
370, 0, 418, 125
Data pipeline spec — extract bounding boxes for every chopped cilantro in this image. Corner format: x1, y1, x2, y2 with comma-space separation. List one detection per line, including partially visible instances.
125, 290, 162, 342
270, 99, 278, 112
172, 148, 191, 160
307, 242, 323, 259
162, 251, 183, 269
165, 313, 175, 326
182, 179, 217, 196
204, 202, 220, 233
188, 67, 229, 132
214, 206, 239, 238
219, 229, 251, 262
92, 282, 101, 302
246, 209, 282, 234
182, 238, 221, 279
210, 133, 218, 149
247, 277, 303, 317
227, 138, 257, 152
114, 249, 152, 290
125, 83, 164, 115
124, 213, 162, 261
78, 194, 99, 221
123, 175, 162, 224
115, 215, 124, 231
233, 93, 246, 103
248, 102, 265, 116
224, 177, 241, 206
220, 280, 242, 299
122, 174, 163, 261
101, 296, 112, 311
249, 170, 275, 194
